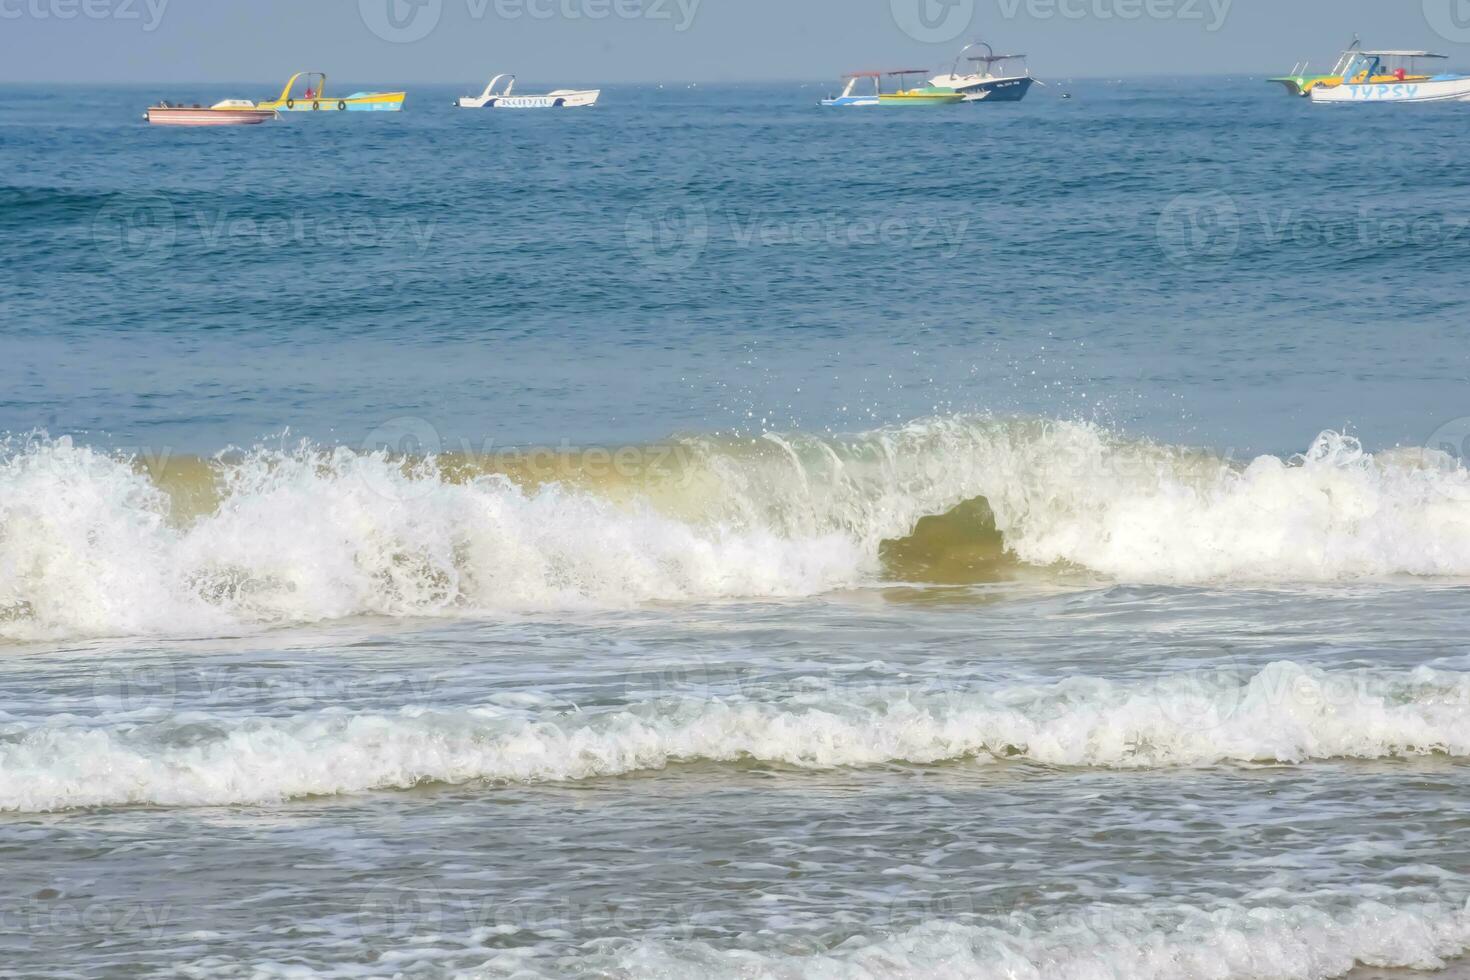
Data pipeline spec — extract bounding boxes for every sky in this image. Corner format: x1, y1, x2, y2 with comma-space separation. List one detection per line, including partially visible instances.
0, 0, 1467, 83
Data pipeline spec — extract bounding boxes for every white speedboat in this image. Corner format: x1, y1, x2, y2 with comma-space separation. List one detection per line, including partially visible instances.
928, 41, 1039, 103
455, 74, 600, 109
1310, 50, 1470, 103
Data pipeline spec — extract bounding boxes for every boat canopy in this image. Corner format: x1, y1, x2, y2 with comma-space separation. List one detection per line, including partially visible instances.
1358, 50, 1447, 58
274, 72, 327, 103
946, 42, 1032, 80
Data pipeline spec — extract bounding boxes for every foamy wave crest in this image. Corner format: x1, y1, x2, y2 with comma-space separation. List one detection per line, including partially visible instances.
4, 418, 1470, 638
0, 437, 863, 640
599, 898, 1470, 980
679, 419, 1470, 583
4, 662, 1465, 811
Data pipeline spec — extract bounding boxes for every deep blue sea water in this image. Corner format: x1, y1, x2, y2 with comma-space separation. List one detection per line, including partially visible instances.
2, 80, 1470, 979
4, 79, 1469, 456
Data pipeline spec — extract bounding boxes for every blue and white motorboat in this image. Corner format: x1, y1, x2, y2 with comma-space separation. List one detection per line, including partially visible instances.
819, 72, 882, 107
927, 42, 1039, 103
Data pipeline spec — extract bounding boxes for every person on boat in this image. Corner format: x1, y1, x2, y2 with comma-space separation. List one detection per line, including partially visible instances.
1395, 67, 1407, 81
304, 85, 316, 100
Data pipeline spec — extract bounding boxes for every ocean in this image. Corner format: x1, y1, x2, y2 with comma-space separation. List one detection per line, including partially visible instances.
1, 78, 1469, 978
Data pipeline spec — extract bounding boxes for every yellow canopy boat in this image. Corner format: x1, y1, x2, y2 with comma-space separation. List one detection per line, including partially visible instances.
255, 72, 405, 113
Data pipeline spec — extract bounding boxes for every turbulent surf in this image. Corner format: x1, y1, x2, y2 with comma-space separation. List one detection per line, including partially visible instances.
3, 417, 1469, 640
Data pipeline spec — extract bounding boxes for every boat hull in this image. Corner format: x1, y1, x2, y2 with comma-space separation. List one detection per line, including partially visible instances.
1276, 73, 1433, 97
146, 108, 275, 126
261, 93, 406, 112
957, 75, 1035, 102
457, 90, 600, 108
878, 92, 965, 106
819, 95, 880, 107
1310, 75, 1470, 103
1268, 76, 1313, 96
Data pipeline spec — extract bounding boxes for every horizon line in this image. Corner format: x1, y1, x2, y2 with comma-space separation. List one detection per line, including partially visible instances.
0, 72, 1299, 85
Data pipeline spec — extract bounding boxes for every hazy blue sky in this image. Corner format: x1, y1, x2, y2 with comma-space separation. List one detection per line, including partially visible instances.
1, 0, 1467, 82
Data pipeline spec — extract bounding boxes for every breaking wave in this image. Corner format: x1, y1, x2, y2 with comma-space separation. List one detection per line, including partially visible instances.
591, 898, 1470, 980
3, 417, 1470, 639
3, 661, 1467, 811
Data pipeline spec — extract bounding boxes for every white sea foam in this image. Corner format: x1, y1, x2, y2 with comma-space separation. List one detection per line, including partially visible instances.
3, 662, 1466, 812
4, 419, 1470, 639
594, 897, 1470, 980
174, 895, 1470, 979
0, 437, 863, 640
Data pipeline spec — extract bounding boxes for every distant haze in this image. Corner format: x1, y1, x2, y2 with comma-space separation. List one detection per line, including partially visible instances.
0, 0, 1467, 83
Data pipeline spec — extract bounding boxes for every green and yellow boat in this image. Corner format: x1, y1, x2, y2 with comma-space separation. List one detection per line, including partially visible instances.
1269, 38, 1430, 97
879, 70, 965, 107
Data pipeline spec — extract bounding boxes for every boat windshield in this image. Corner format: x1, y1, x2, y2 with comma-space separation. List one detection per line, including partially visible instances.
1340, 51, 1447, 80
970, 55, 1028, 78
